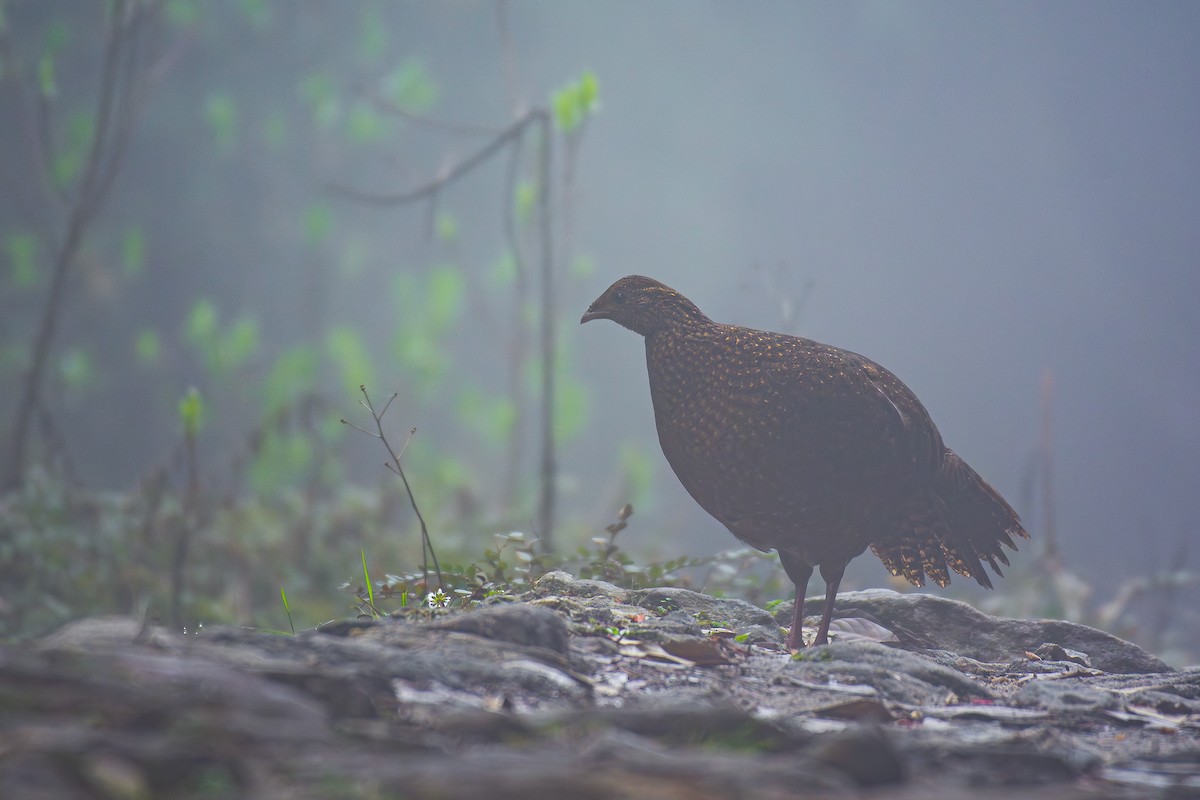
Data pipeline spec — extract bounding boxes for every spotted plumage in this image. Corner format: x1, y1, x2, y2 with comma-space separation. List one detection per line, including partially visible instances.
582, 275, 1029, 648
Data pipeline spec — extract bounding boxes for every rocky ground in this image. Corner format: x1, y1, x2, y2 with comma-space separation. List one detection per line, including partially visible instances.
2, 571, 1198, 799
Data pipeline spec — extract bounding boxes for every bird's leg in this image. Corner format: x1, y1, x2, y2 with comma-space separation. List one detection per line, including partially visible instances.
778, 553, 813, 649
813, 561, 847, 645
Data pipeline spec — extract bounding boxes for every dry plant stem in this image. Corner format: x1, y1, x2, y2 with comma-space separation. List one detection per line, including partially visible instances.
344, 386, 444, 591
170, 416, 200, 629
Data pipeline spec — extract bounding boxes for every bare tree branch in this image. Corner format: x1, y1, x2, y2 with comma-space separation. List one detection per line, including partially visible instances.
328, 112, 536, 207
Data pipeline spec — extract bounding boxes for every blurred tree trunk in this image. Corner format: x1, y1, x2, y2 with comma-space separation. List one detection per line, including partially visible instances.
0, 1, 175, 491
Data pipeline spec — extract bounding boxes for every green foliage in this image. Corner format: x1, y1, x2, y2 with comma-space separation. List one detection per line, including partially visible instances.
280, 587, 295, 634
135, 329, 160, 364
37, 21, 68, 97
186, 298, 218, 345
393, 323, 444, 391
52, 113, 93, 188
179, 386, 205, 438
249, 430, 312, 494
303, 203, 333, 246
436, 213, 459, 244
205, 92, 238, 152
361, 547, 375, 608
554, 375, 589, 443
58, 347, 93, 389
357, 8, 388, 65
38, 53, 56, 98
184, 299, 259, 379
6, 232, 38, 288
382, 58, 437, 112
239, 0, 271, 29
325, 326, 374, 394
425, 265, 465, 330
165, 0, 200, 27
301, 71, 338, 129
391, 266, 465, 393
345, 101, 384, 144
487, 252, 518, 289
515, 181, 536, 224
121, 228, 146, 276
552, 70, 600, 133
261, 345, 317, 415
457, 388, 517, 447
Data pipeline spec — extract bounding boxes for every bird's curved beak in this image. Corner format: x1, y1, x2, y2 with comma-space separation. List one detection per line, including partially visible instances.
580, 303, 608, 324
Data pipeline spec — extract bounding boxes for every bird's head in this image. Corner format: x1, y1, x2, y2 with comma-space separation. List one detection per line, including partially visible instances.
580, 275, 709, 336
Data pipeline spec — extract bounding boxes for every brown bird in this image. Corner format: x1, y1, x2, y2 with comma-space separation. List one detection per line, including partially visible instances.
581, 275, 1029, 648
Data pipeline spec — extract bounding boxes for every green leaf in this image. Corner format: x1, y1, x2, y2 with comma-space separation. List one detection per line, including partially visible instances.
383, 58, 437, 112
436, 213, 458, 244
553, 375, 589, 443
58, 347, 93, 389
393, 325, 444, 390
179, 387, 205, 438
515, 181, 536, 225
261, 345, 317, 415
44, 20, 68, 51
185, 299, 218, 346
578, 71, 600, 110
303, 203, 332, 246
457, 389, 517, 447
358, 8, 388, 64
325, 326, 374, 393
570, 253, 595, 278
301, 71, 338, 129
205, 93, 237, 152
221, 318, 258, 369
121, 228, 145, 276
552, 71, 601, 133
135, 329, 160, 364
487, 252, 518, 289
52, 113, 93, 188
346, 102, 384, 143
249, 431, 312, 493
426, 265, 465, 331
6, 232, 38, 288
37, 53, 56, 98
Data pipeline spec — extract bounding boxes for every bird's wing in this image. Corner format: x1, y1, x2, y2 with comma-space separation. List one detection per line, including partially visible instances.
747, 341, 943, 477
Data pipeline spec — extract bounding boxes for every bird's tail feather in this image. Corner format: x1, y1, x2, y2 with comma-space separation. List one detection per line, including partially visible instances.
872, 449, 1029, 590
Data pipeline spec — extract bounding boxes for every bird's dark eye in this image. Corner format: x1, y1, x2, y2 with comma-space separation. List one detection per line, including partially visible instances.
612, 290, 626, 304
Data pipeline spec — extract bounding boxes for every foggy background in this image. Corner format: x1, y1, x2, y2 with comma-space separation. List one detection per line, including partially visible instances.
2, 2, 1197, 648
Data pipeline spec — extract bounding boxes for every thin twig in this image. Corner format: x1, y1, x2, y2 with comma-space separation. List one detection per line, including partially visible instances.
342, 386, 443, 590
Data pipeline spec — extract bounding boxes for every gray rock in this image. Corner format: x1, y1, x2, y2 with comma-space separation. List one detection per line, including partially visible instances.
8, 577, 1196, 799
809, 589, 1173, 674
